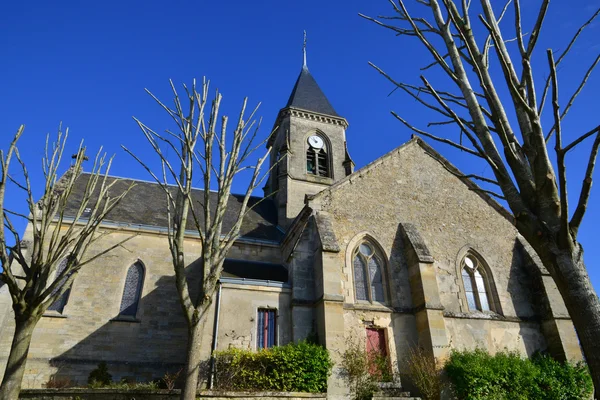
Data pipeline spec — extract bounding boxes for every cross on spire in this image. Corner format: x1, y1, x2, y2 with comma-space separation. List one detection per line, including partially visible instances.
303, 30, 307, 68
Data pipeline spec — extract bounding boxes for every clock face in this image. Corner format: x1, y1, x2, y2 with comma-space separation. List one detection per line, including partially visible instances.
308, 135, 324, 149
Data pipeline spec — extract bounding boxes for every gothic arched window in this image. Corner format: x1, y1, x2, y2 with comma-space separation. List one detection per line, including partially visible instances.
306, 134, 330, 178
47, 258, 73, 314
461, 254, 494, 312
118, 261, 145, 318
353, 240, 386, 303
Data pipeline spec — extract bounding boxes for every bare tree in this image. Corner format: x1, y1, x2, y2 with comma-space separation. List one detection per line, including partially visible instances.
124, 79, 271, 400
362, 0, 600, 391
0, 126, 134, 400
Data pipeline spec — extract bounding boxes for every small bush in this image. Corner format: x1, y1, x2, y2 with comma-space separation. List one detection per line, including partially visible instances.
340, 340, 379, 400
89, 379, 159, 390
533, 353, 593, 400
405, 347, 442, 400
161, 368, 183, 390
214, 341, 332, 393
340, 340, 396, 400
445, 349, 593, 400
45, 376, 73, 388
87, 362, 112, 387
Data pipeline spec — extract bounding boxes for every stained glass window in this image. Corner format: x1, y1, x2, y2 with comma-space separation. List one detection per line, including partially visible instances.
48, 258, 72, 314
461, 254, 493, 312
369, 258, 385, 302
353, 239, 387, 304
119, 262, 144, 317
354, 256, 369, 301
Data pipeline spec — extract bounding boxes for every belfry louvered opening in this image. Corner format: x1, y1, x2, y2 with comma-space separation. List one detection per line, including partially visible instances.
307, 148, 329, 177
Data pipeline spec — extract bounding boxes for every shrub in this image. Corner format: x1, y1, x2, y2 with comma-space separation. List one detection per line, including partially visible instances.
214, 341, 332, 393
340, 340, 379, 400
89, 379, 159, 390
445, 349, 593, 400
405, 347, 442, 400
340, 340, 396, 400
532, 353, 593, 400
161, 368, 183, 390
44, 376, 73, 388
87, 362, 112, 387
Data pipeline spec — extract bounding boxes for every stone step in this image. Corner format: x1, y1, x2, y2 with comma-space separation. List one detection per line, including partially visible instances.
375, 391, 412, 396
373, 381, 421, 399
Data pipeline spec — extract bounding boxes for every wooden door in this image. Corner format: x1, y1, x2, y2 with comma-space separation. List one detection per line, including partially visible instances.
366, 328, 387, 376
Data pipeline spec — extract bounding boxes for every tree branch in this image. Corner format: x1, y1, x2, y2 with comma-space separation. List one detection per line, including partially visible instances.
569, 130, 600, 237
391, 111, 483, 157
548, 49, 571, 248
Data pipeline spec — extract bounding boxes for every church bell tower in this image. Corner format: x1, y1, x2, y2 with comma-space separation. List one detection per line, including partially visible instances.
264, 34, 354, 228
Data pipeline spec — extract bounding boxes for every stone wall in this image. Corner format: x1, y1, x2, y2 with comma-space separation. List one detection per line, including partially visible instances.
304, 139, 580, 398
312, 139, 567, 350
19, 389, 326, 400
289, 218, 319, 342
218, 283, 292, 350
0, 228, 289, 388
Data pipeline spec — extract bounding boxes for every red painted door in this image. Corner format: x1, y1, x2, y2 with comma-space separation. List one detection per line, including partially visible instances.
366, 328, 387, 376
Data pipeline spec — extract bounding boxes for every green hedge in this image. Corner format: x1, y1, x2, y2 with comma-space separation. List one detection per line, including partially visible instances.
445, 349, 593, 400
214, 341, 333, 393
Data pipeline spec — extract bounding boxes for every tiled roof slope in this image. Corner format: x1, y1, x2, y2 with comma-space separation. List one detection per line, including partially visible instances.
285, 66, 339, 117
63, 173, 283, 242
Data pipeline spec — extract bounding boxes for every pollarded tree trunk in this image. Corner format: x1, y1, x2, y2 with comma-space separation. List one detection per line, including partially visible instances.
528, 236, 600, 392
0, 314, 40, 400
552, 250, 600, 391
180, 322, 204, 399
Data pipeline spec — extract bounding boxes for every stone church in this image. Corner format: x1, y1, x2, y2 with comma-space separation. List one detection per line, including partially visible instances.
0, 60, 583, 398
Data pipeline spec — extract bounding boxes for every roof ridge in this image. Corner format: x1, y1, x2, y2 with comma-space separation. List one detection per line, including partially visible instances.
77, 171, 265, 200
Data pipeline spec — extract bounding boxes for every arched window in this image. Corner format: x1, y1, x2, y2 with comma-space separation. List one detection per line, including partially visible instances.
461, 254, 494, 312
119, 261, 145, 317
47, 258, 73, 314
306, 134, 330, 177
353, 240, 386, 303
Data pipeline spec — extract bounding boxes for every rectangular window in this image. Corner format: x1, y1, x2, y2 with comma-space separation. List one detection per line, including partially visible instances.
257, 308, 277, 349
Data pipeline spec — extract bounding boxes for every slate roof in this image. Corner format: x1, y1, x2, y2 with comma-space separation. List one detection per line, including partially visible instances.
285, 66, 339, 117
222, 259, 288, 283
63, 173, 284, 242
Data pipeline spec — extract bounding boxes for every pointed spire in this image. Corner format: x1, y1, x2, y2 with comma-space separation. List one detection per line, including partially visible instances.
285, 31, 339, 117
303, 30, 307, 69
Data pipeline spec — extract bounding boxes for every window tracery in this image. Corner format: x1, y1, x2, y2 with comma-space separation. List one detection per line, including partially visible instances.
461, 254, 494, 312
352, 240, 386, 303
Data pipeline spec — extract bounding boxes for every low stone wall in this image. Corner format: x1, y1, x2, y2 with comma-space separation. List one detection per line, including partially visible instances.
20, 389, 327, 400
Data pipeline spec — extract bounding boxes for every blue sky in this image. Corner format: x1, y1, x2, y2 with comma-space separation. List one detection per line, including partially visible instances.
1, 1, 599, 290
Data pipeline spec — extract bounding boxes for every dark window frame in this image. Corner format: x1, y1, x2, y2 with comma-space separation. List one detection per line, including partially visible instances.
257, 308, 277, 349
118, 261, 145, 319
306, 135, 331, 178
47, 258, 73, 314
